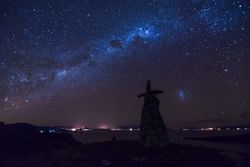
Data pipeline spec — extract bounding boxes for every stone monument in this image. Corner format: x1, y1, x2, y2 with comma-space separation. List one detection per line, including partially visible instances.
138, 80, 169, 148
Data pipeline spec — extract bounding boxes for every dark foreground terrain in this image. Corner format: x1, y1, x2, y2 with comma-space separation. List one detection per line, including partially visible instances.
186, 134, 250, 144
1, 123, 250, 167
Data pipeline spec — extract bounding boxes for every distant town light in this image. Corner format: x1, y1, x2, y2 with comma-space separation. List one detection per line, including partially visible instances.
49, 129, 56, 133
99, 125, 109, 129
236, 128, 240, 131
70, 128, 77, 132
129, 128, 133, 131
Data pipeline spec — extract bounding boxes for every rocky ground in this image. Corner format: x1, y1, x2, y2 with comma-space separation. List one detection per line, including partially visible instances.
1, 140, 250, 167
1, 123, 250, 167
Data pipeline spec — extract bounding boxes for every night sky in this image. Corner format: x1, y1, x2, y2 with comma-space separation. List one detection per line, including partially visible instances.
0, 0, 249, 128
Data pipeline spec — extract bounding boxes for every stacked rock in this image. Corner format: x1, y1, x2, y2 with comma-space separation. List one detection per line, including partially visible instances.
138, 80, 169, 148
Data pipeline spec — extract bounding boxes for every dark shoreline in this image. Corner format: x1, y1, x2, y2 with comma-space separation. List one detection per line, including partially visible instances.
185, 133, 250, 144
2, 140, 250, 167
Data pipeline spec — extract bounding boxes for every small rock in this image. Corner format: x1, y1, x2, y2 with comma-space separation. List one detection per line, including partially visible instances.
180, 150, 187, 156
133, 156, 146, 162
102, 159, 111, 166
219, 151, 244, 167
133, 156, 139, 162
140, 157, 146, 162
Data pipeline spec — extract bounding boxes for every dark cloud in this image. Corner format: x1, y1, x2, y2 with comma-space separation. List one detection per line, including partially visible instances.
110, 40, 123, 49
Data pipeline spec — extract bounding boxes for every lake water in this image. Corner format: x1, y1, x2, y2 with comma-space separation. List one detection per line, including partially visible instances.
71, 129, 250, 154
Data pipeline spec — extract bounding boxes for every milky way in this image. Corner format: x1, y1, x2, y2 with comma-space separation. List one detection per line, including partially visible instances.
0, 0, 249, 128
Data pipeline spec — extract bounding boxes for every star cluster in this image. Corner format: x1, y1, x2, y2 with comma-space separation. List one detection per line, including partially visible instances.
0, 0, 249, 128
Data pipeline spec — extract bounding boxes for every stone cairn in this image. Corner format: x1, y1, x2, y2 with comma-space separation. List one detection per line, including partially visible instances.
138, 80, 169, 148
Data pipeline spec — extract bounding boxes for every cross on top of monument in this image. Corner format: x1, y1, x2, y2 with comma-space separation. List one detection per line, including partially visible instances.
137, 80, 164, 98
